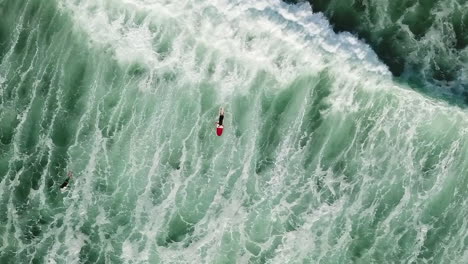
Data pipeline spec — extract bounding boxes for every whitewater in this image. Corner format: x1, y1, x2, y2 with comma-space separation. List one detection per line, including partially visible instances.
1, 0, 468, 263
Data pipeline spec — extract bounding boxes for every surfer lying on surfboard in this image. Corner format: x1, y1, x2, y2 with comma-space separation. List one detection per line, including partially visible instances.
60, 171, 73, 191
216, 107, 224, 136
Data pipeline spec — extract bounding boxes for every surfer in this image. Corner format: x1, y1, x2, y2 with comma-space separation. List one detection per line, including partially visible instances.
216, 107, 224, 136
60, 171, 73, 190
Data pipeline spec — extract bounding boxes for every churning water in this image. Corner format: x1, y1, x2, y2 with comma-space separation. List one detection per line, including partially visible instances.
1, 0, 468, 263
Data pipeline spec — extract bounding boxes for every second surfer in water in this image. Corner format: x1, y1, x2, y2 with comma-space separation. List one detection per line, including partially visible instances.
60, 171, 73, 190
216, 107, 224, 136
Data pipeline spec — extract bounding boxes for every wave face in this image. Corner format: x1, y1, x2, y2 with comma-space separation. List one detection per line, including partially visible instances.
308, 0, 468, 101
1, 0, 468, 263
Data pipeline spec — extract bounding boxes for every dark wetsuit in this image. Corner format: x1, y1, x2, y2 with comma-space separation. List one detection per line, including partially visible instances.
60, 178, 70, 189
218, 114, 224, 126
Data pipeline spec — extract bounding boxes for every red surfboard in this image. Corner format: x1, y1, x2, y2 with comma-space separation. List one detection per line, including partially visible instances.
216, 125, 224, 136
216, 107, 225, 136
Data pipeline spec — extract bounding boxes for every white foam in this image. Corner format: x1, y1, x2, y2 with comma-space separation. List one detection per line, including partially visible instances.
61, 0, 391, 94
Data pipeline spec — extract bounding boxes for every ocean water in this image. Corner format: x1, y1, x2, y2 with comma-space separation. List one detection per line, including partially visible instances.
310, 0, 468, 100
1, 0, 468, 263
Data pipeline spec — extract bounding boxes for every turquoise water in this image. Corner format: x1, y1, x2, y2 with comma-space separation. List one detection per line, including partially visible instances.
1, 0, 468, 263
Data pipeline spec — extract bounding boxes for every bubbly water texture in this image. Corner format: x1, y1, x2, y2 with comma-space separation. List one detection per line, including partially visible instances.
1, 0, 468, 263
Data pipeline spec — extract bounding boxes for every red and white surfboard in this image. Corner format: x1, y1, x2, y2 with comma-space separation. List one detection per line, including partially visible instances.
216, 125, 224, 136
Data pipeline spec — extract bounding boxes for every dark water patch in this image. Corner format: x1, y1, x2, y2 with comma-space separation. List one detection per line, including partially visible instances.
37, 68, 54, 99
38, 2, 63, 47
14, 171, 33, 208
13, 0, 55, 55
17, 99, 43, 155
127, 62, 147, 77
285, 192, 312, 232
255, 86, 292, 174
250, 236, 283, 264
0, 152, 10, 181
79, 242, 102, 264
0, 0, 15, 58
232, 70, 269, 139
150, 169, 172, 205
0, 247, 16, 264
160, 213, 195, 246
298, 72, 331, 149
452, 9, 468, 50
150, 21, 175, 61
0, 108, 18, 145
13, 25, 30, 56
0, 25, 7, 60
245, 240, 261, 257
30, 155, 48, 190
284, 210, 302, 232
2, 68, 21, 103
220, 167, 242, 199
22, 212, 47, 242
79, 224, 103, 264
418, 162, 468, 261
301, 0, 468, 102
51, 114, 72, 147
402, 1, 433, 39
256, 74, 318, 174
0, 0, 47, 58
232, 94, 252, 138
13, 151, 64, 212
62, 58, 89, 113
349, 219, 376, 261
372, 182, 405, 225
301, 72, 332, 168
